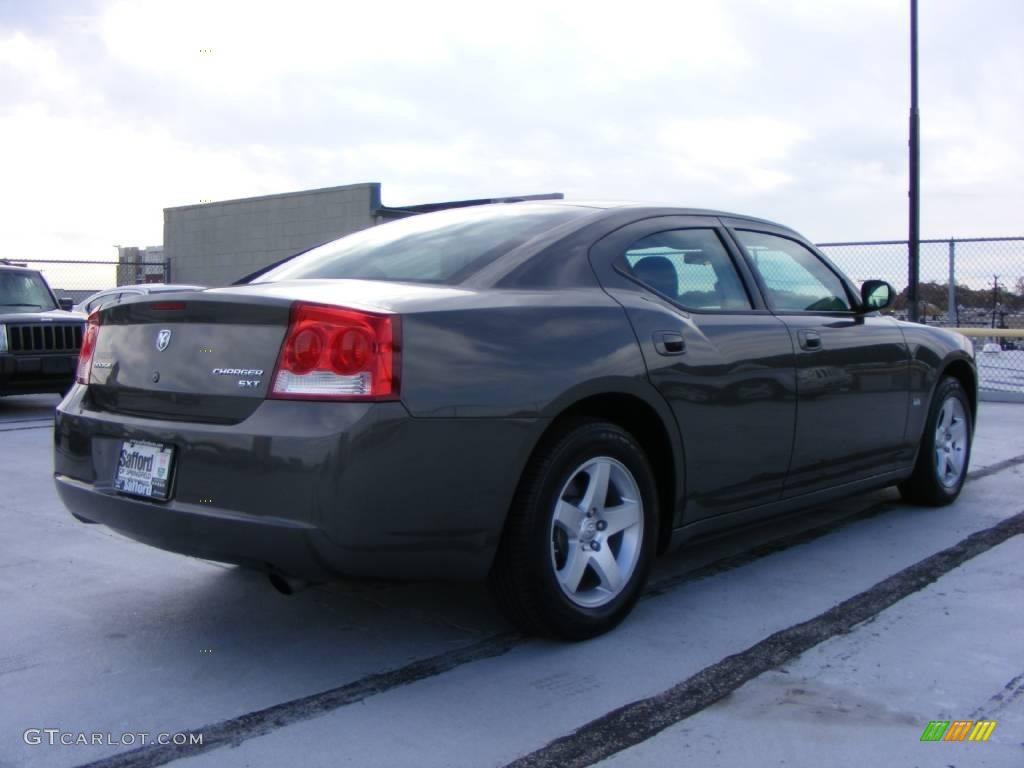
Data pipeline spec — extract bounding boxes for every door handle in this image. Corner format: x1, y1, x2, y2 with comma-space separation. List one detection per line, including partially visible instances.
653, 331, 686, 356
798, 330, 822, 350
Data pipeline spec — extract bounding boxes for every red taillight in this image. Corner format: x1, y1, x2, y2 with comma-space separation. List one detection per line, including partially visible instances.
270, 302, 400, 401
331, 328, 373, 374
288, 327, 324, 374
150, 301, 186, 311
76, 311, 101, 384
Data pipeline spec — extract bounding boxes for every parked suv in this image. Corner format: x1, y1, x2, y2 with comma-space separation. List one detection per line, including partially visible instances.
0, 261, 85, 397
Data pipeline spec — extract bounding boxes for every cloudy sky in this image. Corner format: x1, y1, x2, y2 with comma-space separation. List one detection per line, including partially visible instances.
1, 0, 1021, 265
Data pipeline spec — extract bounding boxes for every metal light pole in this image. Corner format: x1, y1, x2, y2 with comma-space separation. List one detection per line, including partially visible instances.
908, 0, 921, 322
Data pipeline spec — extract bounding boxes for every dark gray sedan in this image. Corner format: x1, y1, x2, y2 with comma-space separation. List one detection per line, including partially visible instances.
55, 202, 976, 639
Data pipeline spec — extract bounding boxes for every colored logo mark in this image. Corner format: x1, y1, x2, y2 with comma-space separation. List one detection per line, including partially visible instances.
920, 720, 997, 742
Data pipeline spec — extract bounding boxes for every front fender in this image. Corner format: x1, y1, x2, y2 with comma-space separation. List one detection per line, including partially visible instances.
899, 322, 977, 442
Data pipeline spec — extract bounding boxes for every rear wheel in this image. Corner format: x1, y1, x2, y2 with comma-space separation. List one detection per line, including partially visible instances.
489, 420, 658, 640
898, 376, 972, 506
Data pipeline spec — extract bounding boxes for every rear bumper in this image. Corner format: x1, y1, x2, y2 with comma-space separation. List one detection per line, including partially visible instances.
55, 474, 340, 578
54, 387, 541, 581
0, 352, 77, 395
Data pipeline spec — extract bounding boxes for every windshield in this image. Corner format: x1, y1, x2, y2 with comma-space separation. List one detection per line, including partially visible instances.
0, 270, 58, 312
254, 204, 591, 285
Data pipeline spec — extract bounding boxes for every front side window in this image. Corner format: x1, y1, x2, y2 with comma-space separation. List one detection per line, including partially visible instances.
734, 230, 852, 312
0, 270, 57, 312
622, 229, 751, 310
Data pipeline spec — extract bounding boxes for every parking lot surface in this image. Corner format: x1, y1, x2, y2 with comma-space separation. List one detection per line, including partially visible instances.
1, 394, 1022, 768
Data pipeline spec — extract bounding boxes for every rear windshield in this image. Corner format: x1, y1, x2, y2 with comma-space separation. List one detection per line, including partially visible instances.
0, 270, 57, 312
254, 204, 590, 285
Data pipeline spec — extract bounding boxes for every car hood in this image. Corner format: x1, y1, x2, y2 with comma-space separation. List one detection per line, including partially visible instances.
0, 308, 85, 324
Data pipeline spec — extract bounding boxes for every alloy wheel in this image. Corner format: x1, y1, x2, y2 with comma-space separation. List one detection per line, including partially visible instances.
549, 456, 644, 608
934, 395, 968, 488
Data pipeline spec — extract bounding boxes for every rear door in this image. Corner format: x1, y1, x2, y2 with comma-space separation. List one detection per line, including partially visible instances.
589, 215, 797, 522
724, 223, 910, 496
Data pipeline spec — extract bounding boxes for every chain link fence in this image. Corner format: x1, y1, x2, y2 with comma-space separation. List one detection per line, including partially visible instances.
9, 259, 171, 308
8, 238, 1022, 397
818, 237, 1024, 399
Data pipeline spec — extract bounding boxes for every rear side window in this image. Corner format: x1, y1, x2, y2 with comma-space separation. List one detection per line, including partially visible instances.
623, 229, 751, 310
734, 230, 852, 312
256, 204, 591, 285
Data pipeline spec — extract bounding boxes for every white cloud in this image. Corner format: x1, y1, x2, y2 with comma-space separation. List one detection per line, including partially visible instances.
97, 0, 749, 88
0, 31, 79, 94
658, 117, 809, 194
0, 102, 298, 267
0, 0, 1021, 275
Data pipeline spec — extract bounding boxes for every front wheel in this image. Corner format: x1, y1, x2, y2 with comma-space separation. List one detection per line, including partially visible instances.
898, 376, 973, 506
489, 420, 658, 640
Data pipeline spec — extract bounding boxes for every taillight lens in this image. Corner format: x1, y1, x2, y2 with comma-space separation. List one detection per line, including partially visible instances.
270, 302, 400, 400
76, 311, 101, 384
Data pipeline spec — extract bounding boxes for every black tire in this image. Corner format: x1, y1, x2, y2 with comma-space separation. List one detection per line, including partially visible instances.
488, 419, 658, 640
898, 376, 973, 506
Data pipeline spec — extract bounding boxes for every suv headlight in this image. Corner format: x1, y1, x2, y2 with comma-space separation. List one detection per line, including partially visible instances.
0, 324, 7, 353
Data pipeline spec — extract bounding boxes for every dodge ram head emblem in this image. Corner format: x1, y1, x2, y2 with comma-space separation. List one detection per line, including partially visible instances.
156, 329, 172, 351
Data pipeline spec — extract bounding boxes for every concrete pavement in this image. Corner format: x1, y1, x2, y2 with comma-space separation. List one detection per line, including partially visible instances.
0, 394, 1021, 768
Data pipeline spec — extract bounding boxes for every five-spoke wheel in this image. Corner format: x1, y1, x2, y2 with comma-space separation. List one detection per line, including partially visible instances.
900, 376, 973, 506
933, 395, 969, 489
550, 457, 644, 608
489, 420, 658, 640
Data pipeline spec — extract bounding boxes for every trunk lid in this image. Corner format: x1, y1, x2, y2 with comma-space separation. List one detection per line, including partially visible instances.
84, 280, 474, 423
87, 294, 292, 424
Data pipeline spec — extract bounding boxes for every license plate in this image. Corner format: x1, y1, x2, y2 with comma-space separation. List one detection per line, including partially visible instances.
114, 440, 175, 500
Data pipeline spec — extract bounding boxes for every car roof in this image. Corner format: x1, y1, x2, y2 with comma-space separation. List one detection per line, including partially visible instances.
114, 283, 204, 291
499, 200, 801, 235
0, 263, 40, 273
78, 284, 204, 306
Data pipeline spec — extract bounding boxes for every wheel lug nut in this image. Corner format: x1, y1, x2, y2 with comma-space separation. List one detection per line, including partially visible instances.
590, 541, 601, 551
596, 520, 607, 531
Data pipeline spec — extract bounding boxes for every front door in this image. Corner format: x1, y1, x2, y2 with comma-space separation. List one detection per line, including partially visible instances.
726, 225, 910, 497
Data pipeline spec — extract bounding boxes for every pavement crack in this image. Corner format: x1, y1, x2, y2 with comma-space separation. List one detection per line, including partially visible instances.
72, 633, 521, 768
967, 453, 1024, 481
969, 670, 1024, 719
0, 423, 52, 433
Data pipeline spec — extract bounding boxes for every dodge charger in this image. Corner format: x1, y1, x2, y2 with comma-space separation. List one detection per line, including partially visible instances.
54, 202, 976, 639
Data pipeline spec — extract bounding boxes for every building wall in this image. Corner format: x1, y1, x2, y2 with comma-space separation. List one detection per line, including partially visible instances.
163, 183, 380, 287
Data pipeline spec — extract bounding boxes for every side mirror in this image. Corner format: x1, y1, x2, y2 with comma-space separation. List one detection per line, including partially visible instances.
58, 298, 74, 311
860, 280, 894, 312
